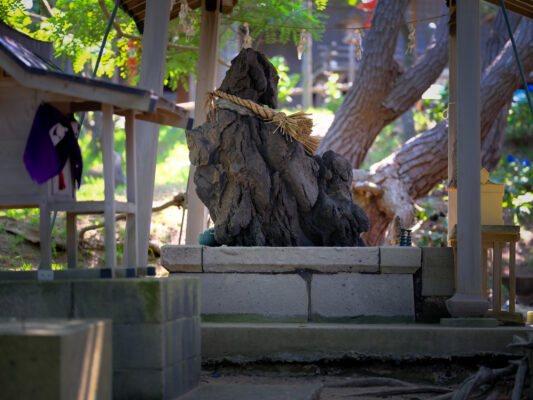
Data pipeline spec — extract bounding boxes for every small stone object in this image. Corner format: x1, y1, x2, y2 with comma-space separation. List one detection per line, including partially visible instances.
186, 48, 369, 246
399, 229, 412, 247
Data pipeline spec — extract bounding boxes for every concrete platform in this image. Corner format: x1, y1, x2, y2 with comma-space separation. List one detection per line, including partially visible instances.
163, 246, 437, 322
201, 322, 533, 362
178, 383, 322, 400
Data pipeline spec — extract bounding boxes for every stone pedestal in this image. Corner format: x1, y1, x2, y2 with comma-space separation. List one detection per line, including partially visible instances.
0, 276, 200, 400
0, 319, 111, 400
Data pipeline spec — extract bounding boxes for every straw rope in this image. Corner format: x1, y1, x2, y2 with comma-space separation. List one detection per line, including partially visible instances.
207, 90, 320, 155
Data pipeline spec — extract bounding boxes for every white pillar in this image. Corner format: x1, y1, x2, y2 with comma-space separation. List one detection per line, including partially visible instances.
135, 0, 172, 266
185, 0, 221, 244
445, 0, 488, 317
447, 16, 457, 240
301, 1, 313, 110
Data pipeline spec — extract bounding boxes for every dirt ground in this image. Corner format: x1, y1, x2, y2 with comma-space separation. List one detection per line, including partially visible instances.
198, 357, 524, 399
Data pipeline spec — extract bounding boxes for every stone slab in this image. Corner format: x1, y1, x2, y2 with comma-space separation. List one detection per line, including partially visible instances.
379, 246, 421, 274
161, 245, 203, 272
184, 273, 308, 320
311, 273, 415, 318
72, 278, 168, 323
114, 357, 200, 400
440, 317, 499, 327
202, 322, 533, 362
421, 247, 455, 296
0, 280, 71, 318
179, 383, 323, 400
0, 319, 111, 400
203, 247, 379, 273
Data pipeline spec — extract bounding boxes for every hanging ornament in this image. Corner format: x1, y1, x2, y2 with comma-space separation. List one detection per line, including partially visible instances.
354, 28, 365, 61
242, 22, 252, 49
179, 0, 195, 41
406, 22, 416, 55
297, 29, 307, 60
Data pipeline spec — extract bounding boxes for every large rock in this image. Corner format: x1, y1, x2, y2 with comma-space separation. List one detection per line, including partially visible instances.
186, 49, 369, 246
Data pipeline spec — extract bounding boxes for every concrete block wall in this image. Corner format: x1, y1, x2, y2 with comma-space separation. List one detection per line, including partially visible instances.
162, 246, 439, 322
0, 276, 200, 400
0, 319, 112, 400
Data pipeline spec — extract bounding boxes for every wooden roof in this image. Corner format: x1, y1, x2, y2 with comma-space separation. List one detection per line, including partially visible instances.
119, 0, 238, 33
0, 35, 188, 128
484, 0, 533, 19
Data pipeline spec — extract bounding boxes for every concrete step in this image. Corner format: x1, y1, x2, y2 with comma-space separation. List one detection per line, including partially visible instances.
178, 383, 322, 400
201, 322, 533, 362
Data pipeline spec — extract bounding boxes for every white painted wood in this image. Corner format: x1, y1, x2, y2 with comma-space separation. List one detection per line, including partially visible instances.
135, 0, 172, 266
301, 0, 313, 110
445, 1, 488, 317
447, 25, 457, 239
186, 0, 221, 245
492, 241, 502, 310
124, 110, 139, 267
48, 201, 134, 214
66, 212, 77, 269
39, 185, 51, 270
101, 103, 116, 269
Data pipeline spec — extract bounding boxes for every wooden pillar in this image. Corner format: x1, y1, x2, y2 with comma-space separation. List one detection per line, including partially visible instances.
447, 6, 457, 240
445, 0, 488, 317
135, 0, 172, 265
301, 0, 313, 109
123, 110, 139, 267
185, 0, 221, 245
102, 103, 117, 269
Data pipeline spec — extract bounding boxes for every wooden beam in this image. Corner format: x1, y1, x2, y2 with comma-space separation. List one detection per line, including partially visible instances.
101, 103, 117, 269
185, 0, 221, 245
135, 0, 172, 266
445, 0, 488, 318
124, 110, 139, 267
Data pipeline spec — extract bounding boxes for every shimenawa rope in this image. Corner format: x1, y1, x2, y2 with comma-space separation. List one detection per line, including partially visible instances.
206, 90, 320, 155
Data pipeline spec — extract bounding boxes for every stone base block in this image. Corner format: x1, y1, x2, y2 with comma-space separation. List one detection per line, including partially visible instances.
311, 274, 415, 320
0, 319, 111, 400
0, 276, 201, 399
187, 273, 309, 322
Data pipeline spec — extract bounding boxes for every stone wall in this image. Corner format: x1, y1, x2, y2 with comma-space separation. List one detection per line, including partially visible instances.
0, 276, 200, 400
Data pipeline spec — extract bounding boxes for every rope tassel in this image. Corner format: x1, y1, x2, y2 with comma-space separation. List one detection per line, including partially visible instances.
206, 90, 319, 155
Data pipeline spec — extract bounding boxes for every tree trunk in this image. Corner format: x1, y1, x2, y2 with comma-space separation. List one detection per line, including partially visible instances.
317, 0, 449, 168
355, 16, 533, 245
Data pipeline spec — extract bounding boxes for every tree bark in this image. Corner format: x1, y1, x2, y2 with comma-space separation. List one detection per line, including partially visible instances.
355, 16, 533, 245
317, 0, 449, 168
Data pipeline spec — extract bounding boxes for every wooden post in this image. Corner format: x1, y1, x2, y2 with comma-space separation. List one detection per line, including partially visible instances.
66, 212, 77, 268
301, 0, 313, 109
135, 0, 172, 265
185, 0, 221, 245
39, 185, 51, 270
447, 6, 458, 240
101, 103, 116, 269
445, 0, 488, 317
123, 110, 138, 267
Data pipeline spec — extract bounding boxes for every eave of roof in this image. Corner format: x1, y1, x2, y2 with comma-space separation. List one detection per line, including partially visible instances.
484, 0, 533, 20
0, 36, 187, 127
119, 0, 238, 33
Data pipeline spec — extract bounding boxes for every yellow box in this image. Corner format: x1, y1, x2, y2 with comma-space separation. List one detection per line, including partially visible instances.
480, 168, 504, 225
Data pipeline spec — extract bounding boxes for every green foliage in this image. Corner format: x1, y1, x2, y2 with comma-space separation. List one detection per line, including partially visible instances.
506, 100, 533, 148
269, 55, 300, 105
324, 73, 343, 113
0, 0, 24, 22
229, 0, 327, 47
413, 84, 449, 132
493, 156, 533, 225
361, 121, 402, 169
3, 0, 327, 91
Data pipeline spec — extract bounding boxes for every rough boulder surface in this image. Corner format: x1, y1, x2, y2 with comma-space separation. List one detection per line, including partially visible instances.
186, 48, 369, 246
